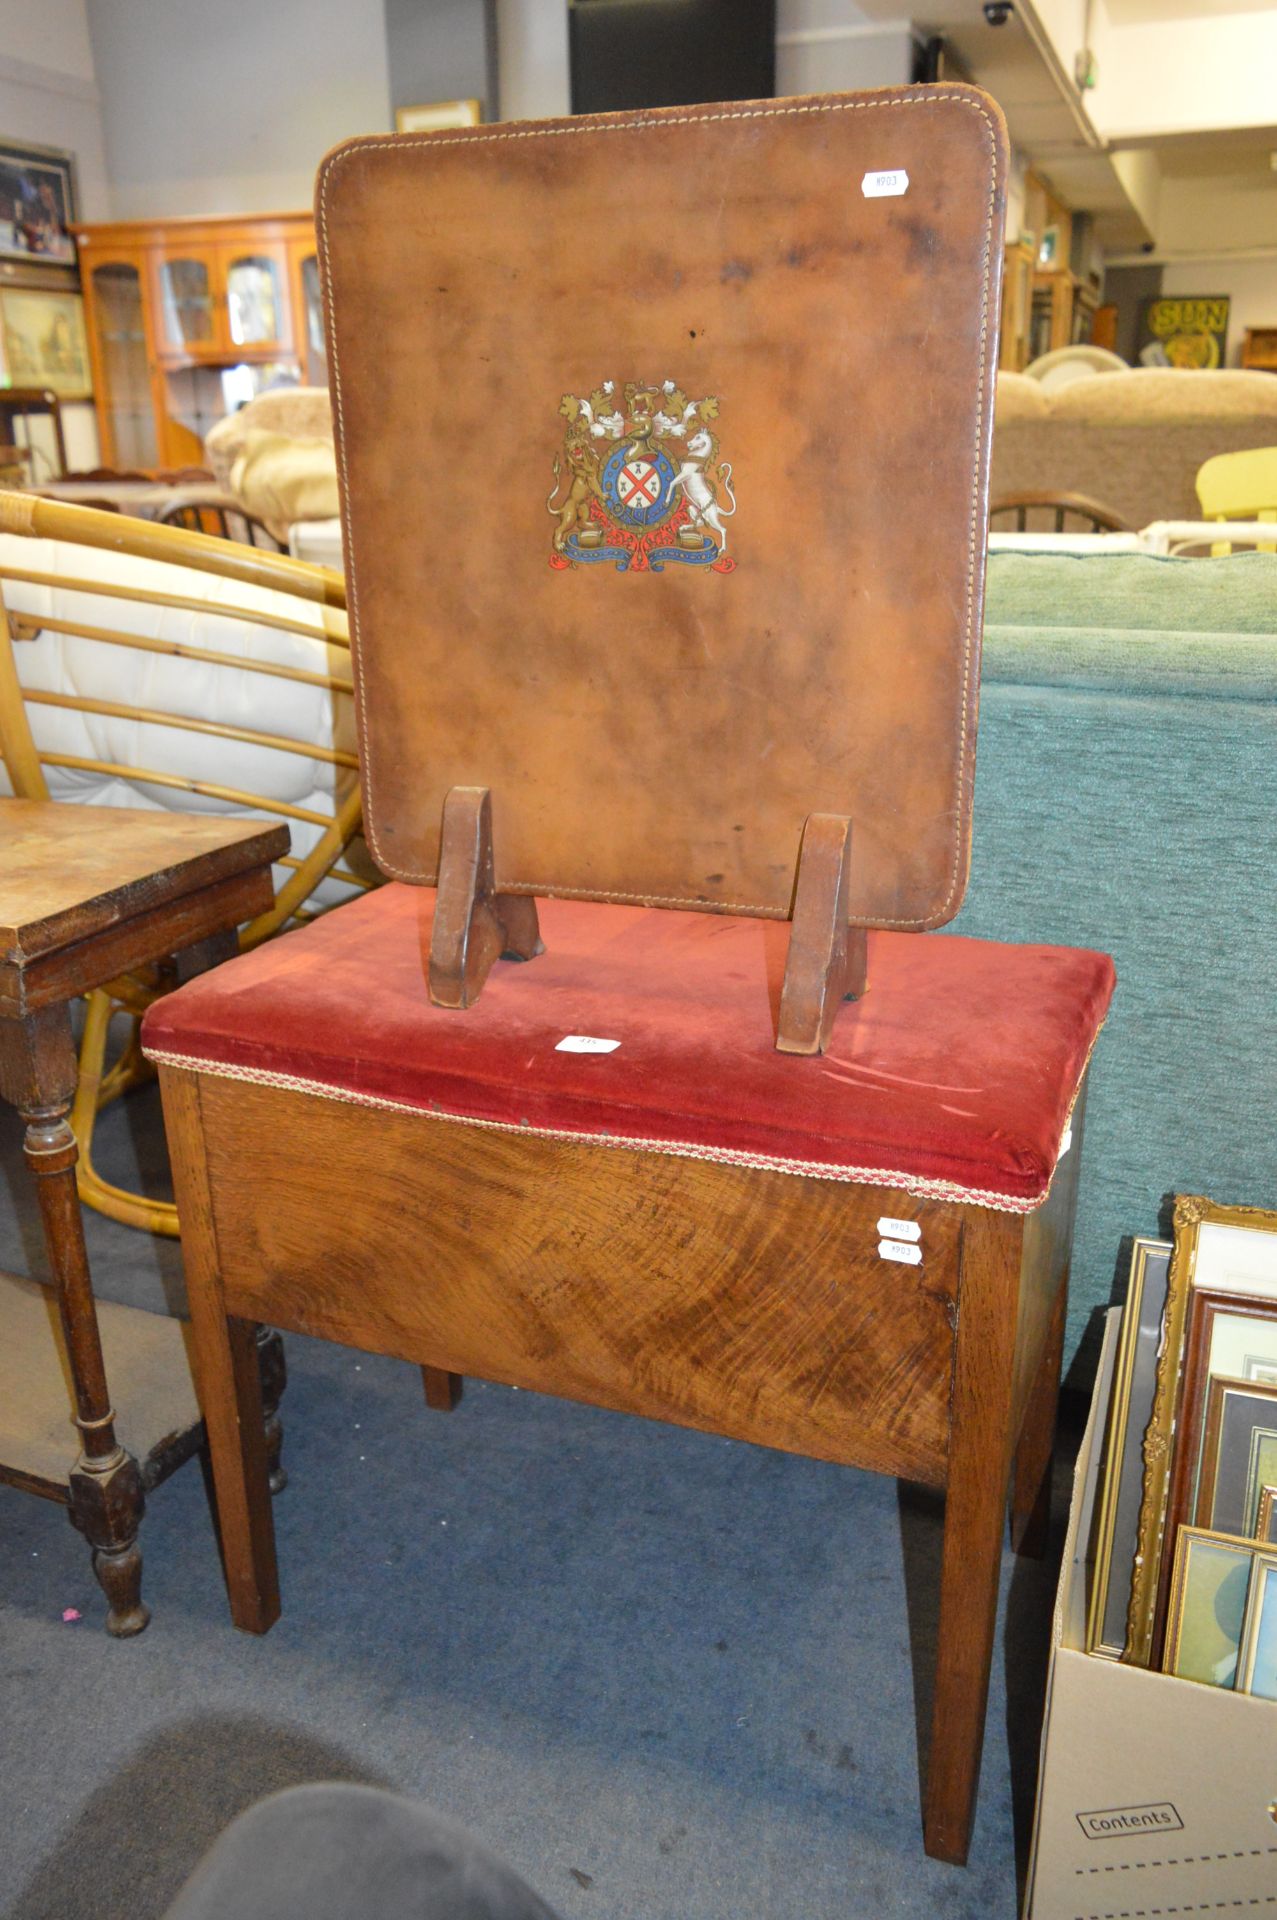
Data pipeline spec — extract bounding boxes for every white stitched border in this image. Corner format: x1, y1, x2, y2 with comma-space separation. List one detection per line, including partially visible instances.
145, 1040, 1045, 1213
316, 90, 1002, 926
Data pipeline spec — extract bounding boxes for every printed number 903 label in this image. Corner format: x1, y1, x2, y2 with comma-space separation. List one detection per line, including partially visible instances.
861, 169, 909, 199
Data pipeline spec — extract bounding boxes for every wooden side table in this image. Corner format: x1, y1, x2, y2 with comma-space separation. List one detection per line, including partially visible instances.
0, 798, 288, 1633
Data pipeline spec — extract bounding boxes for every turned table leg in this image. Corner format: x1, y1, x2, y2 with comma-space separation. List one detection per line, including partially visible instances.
3, 1006, 149, 1635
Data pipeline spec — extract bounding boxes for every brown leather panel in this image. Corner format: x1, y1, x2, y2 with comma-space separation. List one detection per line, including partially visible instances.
318, 87, 1007, 928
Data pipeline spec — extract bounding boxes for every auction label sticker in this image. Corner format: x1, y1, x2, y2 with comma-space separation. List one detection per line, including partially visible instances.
879, 1239, 922, 1266
555, 1035, 621, 1054
877, 1216, 921, 1243
862, 169, 909, 198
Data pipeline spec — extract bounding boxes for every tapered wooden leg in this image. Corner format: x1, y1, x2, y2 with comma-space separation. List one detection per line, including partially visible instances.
161, 1065, 279, 1633
2, 1007, 150, 1635
776, 813, 867, 1056
428, 786, 543, 1010
1010, 1279, 1065, 1559
422, 1366, 462, 1411
924, 1209, 1024, 1866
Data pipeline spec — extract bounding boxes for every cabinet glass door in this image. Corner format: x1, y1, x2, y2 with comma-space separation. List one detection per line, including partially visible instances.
298, 253, 326, 385
159, 256, 216, 352
89, 261, 157, 467
225, 252, 283, 348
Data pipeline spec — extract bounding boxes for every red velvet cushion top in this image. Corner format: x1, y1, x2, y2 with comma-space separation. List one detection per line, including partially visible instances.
142, 886, 1114, 1211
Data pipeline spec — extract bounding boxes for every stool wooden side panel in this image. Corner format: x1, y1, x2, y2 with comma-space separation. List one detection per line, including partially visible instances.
191, 1072, 962, 1485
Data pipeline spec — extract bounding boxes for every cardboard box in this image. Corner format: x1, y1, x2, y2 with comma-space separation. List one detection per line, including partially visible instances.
1026, 1311, 1277, 1917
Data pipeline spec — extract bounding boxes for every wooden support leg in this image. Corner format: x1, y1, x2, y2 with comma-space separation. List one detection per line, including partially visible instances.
924, 1209, 1023, 1866
428, 786, 543, 1010
1010, 1279, 1065, 1560
161, 1066, 279, 1634
776, 813, 867, 1056
1, 1007, 150, 1635
422, 1366, 463, 1411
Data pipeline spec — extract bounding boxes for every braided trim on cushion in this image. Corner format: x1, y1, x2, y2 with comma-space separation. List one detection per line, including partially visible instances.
143, 1043, 1078, 1214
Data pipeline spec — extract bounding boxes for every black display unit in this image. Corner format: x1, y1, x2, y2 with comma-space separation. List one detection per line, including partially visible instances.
569, 0, 776, 114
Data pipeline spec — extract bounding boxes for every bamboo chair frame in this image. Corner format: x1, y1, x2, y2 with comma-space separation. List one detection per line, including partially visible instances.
0, 491, 366, 1236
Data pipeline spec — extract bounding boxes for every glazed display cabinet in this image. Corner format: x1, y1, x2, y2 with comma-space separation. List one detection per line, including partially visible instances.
72, 215, 324, 469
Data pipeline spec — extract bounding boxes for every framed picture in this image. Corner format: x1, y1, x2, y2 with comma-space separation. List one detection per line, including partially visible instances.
1195, 1375, 1277, 1539
1088, 1237, 1172, 1660
1163, 1526, 1256, 1688
1237, 1552, 1277, 1700
1136, 294, 1230, 371
0, 138, 77, 266
0, 287, 91, 396
1127, 1197, 1277, 1667
1038, 223, 1059, 268
1258, 1487, 1277, 1546
1149, 1287, 1277, 1661
394, 100, 482, 134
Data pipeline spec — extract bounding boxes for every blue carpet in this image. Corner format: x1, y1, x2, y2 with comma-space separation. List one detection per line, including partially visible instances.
0, 1074, 1071, 1920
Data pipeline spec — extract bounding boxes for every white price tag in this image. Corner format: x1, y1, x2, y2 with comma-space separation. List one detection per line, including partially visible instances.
861, 169, 909, 199
555, 1035, 621, 1054
1057, 1124, 1074, 1160
879, 1238, 922, 1266
877, 1216, 921, 1243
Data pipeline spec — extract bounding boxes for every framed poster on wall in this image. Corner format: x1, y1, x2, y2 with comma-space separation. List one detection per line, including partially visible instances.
1137, 294, 1230, 370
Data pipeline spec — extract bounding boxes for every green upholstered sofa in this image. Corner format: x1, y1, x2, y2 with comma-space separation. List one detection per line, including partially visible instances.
953, 551, 1277, 1379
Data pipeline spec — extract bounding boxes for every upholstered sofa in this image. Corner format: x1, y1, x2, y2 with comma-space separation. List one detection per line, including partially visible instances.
958, 549, 1277, 1374
992, 368, 1277, 528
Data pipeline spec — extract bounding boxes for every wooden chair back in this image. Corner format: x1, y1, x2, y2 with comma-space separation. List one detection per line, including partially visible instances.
989, 492, 1132, 534
158, 495, 286, 552
0, 491, 364, 1235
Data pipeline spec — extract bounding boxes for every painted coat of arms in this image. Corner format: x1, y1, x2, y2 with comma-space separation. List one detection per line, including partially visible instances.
548, 379, 736, 572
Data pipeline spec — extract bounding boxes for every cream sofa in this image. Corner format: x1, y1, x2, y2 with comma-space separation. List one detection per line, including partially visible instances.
991, 368, 1277, 528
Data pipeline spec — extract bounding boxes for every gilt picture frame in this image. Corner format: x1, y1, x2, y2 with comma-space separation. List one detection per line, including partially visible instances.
1163, 1526, 1257, 1689
1258, 1486, 1277, 1546
1237, 1553, 1277, 1699
1126, 1197, 1277, 1667
1087, 1237, 1171, 1660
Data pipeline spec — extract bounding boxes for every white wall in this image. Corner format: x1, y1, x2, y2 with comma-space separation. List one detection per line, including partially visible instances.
0, 0, 110, 219
1027, 0, 1277, 144
86, 0, 392, 218
776, 19, 916, 96
495, 0, 570, 121
1091, 8, 1277, 142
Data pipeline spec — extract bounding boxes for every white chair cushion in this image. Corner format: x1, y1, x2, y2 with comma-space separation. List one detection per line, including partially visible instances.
0, 533, 363, 913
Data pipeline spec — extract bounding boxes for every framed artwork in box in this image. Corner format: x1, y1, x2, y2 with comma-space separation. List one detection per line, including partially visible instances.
0, 139, 77, 267
1259, 1486, 1277, 1546
1126, 1196, 1277, 1667
1238, 1553, 1277, 1698
1087, 1237, 1171, 1660
1195, 1375, 1277, 1540
1163, 1526, 1256, 1688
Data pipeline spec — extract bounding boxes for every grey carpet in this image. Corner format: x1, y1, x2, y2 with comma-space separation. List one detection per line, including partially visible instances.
0, 1068, 1074, 1920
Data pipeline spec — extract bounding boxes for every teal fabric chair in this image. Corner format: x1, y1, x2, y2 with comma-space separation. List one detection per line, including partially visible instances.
954, 551, 1277, 1376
